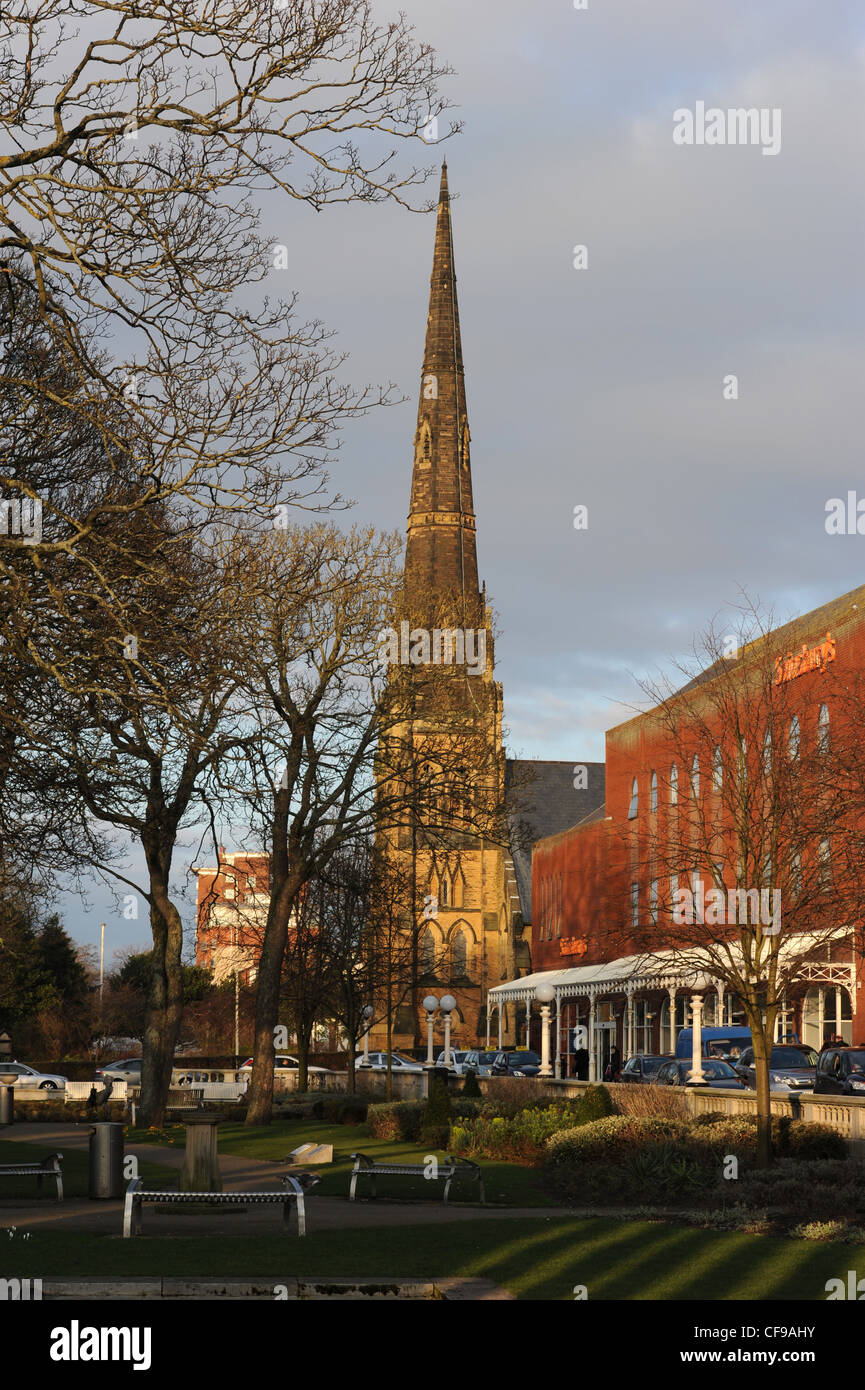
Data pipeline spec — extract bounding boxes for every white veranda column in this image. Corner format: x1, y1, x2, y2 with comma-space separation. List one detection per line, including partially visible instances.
498, 1003, 504, 1050
626, 990, 634, 1057
668, 986, 677, 1053
588, 995, 597, 1082
688, 994, 706, 1083
554, 994, 562, 1079
818, 986, 825, 1047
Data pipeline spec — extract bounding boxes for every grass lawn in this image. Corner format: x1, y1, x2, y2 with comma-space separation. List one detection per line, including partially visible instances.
0, 1216, 860, 1300
0, 1139, 176, 1200
125, 1118, 555, 1207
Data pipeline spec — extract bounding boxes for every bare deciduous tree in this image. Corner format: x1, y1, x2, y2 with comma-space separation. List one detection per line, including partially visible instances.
612, 600, 865, 1165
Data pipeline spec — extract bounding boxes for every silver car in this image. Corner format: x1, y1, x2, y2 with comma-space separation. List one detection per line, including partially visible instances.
435, 1049, 470, 1075
462, 1049, 498, 1078
95, 1057, 142, 1083
356, 1051, 424, 1074
1, 1061, 67, 1091
735, 1044, 818, 1092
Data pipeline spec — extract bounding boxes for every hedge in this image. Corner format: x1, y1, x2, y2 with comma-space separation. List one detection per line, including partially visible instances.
366, 1101, 425, 1142
450, 1088, 616, 1165
545, 1113, 852, 1207
546, 1116, 691, 1166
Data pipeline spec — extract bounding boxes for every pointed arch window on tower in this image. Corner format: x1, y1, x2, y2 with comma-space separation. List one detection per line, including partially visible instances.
451, 871, 465, 909
417, 421, 432, 469
452, 929, 467, 979
420, 927, 435, 975
439, 875, 449, 909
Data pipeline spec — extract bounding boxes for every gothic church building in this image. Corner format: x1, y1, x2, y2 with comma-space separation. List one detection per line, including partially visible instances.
376, 164, 604, 1053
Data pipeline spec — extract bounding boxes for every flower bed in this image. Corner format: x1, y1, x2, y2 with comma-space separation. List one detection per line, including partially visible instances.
544, 1114, 850, 1207
450, 1086, 616, 1165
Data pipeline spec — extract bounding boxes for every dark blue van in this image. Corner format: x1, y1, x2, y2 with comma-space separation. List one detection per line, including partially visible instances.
675, 1026, 752, 1061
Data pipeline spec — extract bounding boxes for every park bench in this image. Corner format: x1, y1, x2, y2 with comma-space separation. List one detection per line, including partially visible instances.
0, 1151, 63, 1201
122, 1174, 312, 1237
348, 1152, 485, 1205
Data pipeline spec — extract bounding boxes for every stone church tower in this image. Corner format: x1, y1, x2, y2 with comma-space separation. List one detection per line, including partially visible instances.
376, 163, 518, 1053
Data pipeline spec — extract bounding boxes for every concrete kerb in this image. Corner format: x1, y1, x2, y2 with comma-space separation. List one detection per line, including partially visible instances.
40, 1276, 515, 1300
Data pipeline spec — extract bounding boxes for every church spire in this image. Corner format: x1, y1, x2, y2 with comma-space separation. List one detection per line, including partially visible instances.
404, 163, 480, 625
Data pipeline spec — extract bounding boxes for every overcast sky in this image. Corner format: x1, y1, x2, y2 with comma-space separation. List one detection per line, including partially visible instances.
62, 0, 865, 956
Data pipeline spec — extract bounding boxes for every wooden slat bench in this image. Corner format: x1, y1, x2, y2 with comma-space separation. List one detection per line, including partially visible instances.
0, 1151, 63, 1202
348, 1152, 485, 1204
122, 1175, 310, 1237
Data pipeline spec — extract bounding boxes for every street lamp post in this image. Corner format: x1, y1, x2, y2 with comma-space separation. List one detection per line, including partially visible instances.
361, 1005, 374, 1065
536, 983, 555, 1077
422, 996, 439, 1066
98, 921, 106, 1023
230, 917, 241, 1064
440, 994, 456, 1067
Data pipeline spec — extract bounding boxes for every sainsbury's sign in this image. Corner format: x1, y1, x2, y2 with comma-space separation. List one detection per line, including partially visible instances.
560, 937, 587, 957
774, 632, 835, 686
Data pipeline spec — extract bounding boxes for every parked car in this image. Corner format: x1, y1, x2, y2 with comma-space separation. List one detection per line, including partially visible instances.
734, 1044, 818, 1093
434, 1049, 470, 1074
95, 1058, 142, 1083
490, 1050, 541, 1077
355, 1051, 424, 1074
173, 1070, 231, 1085
462, 1049, 499, 1078
654, 1058, 746, 1089
815, 1046, 865, 1096
619, 1054, 673, 1084
0, 1061, 68, 1090
674, 1026, 752, 1061
237, 1055, 330, 1076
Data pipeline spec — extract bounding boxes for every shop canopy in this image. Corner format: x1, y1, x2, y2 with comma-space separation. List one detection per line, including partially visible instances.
488, 929, 853, 1008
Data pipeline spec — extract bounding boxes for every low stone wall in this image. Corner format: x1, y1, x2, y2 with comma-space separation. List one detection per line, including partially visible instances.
515, 1077, 865, 1154
271, 1071, 343, 1094
353, 1070, 425, 1101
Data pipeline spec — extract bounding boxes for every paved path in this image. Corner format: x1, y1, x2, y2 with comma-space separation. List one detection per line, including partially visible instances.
1, 1122, 575, 1235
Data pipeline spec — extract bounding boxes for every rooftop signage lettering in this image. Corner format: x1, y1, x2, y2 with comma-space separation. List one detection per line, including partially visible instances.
560, 937, 587, 957
773, 632, 835, 686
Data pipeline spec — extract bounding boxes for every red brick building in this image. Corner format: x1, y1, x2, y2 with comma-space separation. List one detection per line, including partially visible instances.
195, 850, 270, 985
490, 585, 865, 1078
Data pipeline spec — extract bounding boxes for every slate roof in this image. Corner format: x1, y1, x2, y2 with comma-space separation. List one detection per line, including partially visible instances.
504, 759, 606, 923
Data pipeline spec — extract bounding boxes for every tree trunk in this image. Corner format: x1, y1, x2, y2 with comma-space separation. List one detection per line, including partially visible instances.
139, 871, 184, 1127
296, 1029, 310, 1094
747, 1006, 776, 1168
246, 877, 298, 1125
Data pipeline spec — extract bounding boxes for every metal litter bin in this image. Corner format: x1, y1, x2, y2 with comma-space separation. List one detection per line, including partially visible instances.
88, 1122, 124, 1199
0, 1083, 13, 1127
